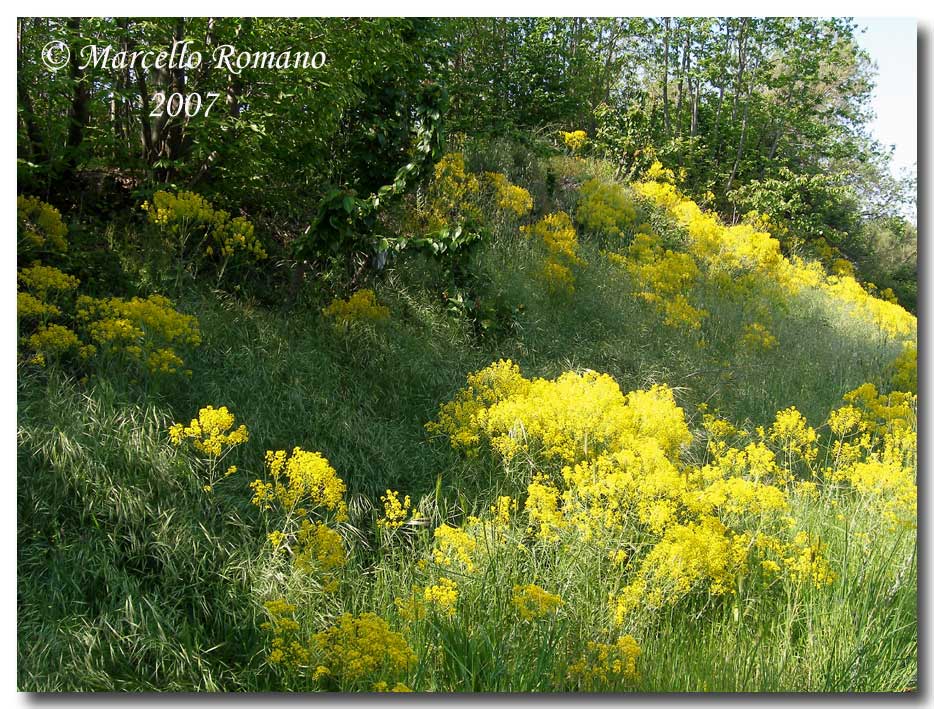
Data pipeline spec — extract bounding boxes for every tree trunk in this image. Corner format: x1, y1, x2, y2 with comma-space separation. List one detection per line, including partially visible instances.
62, 17, 91, 181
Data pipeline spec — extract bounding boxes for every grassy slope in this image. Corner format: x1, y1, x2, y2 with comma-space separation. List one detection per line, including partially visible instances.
17, 156, 915, 691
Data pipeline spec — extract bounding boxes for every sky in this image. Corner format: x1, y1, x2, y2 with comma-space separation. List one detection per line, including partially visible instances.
854, 17, 917, 177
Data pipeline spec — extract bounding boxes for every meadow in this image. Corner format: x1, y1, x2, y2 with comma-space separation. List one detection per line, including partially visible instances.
16, 139, 916, 692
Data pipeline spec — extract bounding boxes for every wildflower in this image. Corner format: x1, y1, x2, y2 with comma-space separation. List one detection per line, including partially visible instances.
18, 264, 79, 298
168, 405, 249, 458
312, 613, 416, 684
432, 524, 477, 572
483, 172, 533, 217
377, 490, 411, 529
576, 178, 637, 239
17, 195, 68, 255
568, 636, 641, 689
559, 129, 588, 153
322, 289, 389, 327
423, 577, 458, 616
512, 584, 563, 620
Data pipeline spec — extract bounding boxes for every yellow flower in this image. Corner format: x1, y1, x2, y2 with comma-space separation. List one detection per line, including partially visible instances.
312, 613, 415, 684
322, 289, 389, 327
568, 636, 641, 689
512, 584, 563, 620
423, 577, 458, 616
168, 405, 249, 458
377, 489, 411, 529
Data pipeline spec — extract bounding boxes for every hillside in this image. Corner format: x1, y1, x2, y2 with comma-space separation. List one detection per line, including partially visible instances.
16, 141, 917, 691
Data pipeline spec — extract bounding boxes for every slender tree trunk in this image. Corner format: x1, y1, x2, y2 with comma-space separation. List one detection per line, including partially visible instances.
726, 89, 751, 194
62, 17, 91, 182
662, 18, 671, 136
17, 20, 47, 164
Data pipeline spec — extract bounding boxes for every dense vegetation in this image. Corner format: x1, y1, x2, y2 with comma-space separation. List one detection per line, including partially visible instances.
17, 17, 916, 692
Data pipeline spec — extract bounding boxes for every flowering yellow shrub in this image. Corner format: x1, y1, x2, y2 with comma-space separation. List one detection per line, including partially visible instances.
432, 523, 478, 572
430, 361, 845, 628
541, 258, 576, 295
576, 179, 637, 240
742, 322, 777, 351
18, 264, 80, 298
424, 577, 459, 617
17, 292, 62, 322
261, 599, 308, 670
613, 515, 750, 619
24, 324, 84, 363
607, 232, 708, 330
560, 130, 588, 153
311, 613, 416, 686
633, 172, 917, 344
891, 343, 917, 394
522, 212, 582, 296
293, 521, 346, 577
17, 195, 68, 257
522, 212, 580, 263
512, 584, 563, 620
76, 294, 201, 376
424, 152, 483, 229
428, 360, 690, 466
826, 384, 916, 529
377, 489, 412, 529
568, 636, 641, 689
483, 172, 533, 218
142, 190, 267, 267
251, 447, 348, 520
169, 405, 249, 457
322, 289, 389, 327
250, 447, 350, 584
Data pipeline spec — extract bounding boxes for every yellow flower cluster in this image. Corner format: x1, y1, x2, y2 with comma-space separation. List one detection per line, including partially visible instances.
17, 292, 62, 322
251, 447, 348, 520
540, 260, 576, 295
322, 289, 390, 327
522, 212, 581, 295
293, 520, 346, 576
311, 613, 416, 685
512, 584, 563, 620
607, 230, 708, 330
575, 178, 637, 240
425, 152, 483, 229
742, 322, 777, 351
560, 130, 588, 153
261, 599, 309, 670
168, 405, 249, 457
891, 342, 917, 394
377, 489, 411, 529
769, 407, 818, 469
142, 190, 267, 262
18, 263, 80, 298
483, 172, 533, 218
826, 384, 916, 529
372, 681, 413, 692
251, 447, 350, 582
430, 361, 839, 627
423, 577, 459, 617
613, 516, 749, 619
427, 359, 690, 466
76, 294, 201, 376
568, 636, 641, 689
17, 195, 68, 256
24, 323, 83, 361
633, 169, 917, 344
522, 211, 580, 263
432, 523, 478, 572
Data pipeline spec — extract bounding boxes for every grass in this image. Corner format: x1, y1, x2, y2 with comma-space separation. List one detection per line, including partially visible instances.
16, 149, 916, 692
